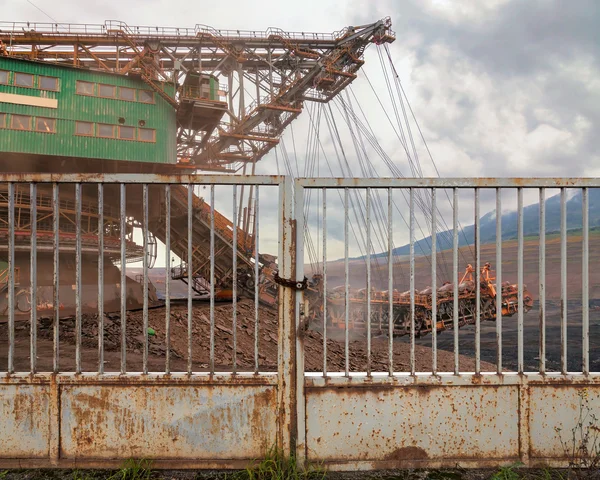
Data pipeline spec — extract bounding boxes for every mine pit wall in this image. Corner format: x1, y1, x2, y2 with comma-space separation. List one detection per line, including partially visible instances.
0, 252, 158, 318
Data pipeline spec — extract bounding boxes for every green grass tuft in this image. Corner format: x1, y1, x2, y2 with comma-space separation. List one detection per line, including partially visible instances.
490, 462, 523, 480
107, 459, 153, 480
228, 446, 325, 480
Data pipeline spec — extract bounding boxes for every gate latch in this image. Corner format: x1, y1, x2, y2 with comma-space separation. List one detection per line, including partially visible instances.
274, 272, 308, 291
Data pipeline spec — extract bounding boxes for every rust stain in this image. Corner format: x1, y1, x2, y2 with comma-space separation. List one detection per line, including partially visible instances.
384, 446, 429, 461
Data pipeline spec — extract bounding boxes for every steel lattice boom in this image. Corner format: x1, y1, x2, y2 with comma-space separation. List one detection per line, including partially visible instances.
0, 19, 395, 172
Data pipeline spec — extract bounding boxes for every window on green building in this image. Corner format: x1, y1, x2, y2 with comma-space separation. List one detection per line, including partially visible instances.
76, 81, 95, 96
75, 121, 94, 136
118, 125, 135, 140
0, 71, 9, 85
138, 90, 154, 104
36, 117, 56, 133
39, 76, 59, 91
119, 87, 136, 102
15, 73, 34, 88
99, 84, 116, 98
98, 124, 116, 138
0, 113, 6, 128
11, 114, 32, 130
138, 128, 156, 142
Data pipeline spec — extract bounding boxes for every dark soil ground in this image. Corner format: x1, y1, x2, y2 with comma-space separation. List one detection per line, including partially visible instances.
0, 298, 492, 373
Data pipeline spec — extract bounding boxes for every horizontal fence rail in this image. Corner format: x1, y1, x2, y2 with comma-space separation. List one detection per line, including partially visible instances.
0, 174, 598, 469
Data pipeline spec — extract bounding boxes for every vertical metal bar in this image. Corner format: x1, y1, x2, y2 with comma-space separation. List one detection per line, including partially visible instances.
517, 187, 524, 374
453, 188, 459, 375
495, 188, 502, 374
7, 183, 14, 374
475, 188, 481, 375
53, 183, 60, 374
560, 188, 567, 374
232, 184, 238, 374
293, 179, 306, 465
76, 183, 82, 374
142, 184, 149, 375
366, 188, 372, 376
165, 184, 171, 374
210, 185, 215, 374
582, 187, 589, 375
187, 184, 193, 375
322, 188, 327, 376
431, 188, 437, 375
254, 186, 260, 374
410, 188, 415, 375
344, 187, 349, 377
30, 183, 37, 374
119, 183, 126, 374
388, 188, 393, 376
98, 185, 104, 374
539, 188, 546, 374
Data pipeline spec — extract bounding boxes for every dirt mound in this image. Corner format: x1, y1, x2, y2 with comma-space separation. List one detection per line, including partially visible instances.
28, 299, 492, 373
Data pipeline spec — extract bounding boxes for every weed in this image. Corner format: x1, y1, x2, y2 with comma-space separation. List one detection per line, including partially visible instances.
555, 389, 600, 479
0, 471, 7, 480
228, 446, 325, 480
490, 462, 523, 480
107, 459, 154, 480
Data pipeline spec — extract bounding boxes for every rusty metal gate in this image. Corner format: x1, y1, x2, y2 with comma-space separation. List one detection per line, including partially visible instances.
1, 174, 599, 470
293, 177, 600, 470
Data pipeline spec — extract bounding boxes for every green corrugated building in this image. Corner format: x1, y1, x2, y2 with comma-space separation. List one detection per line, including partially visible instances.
0, 56, 179, 172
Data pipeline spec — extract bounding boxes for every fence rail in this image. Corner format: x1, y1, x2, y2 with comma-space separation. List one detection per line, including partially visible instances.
0, 174, 598, 469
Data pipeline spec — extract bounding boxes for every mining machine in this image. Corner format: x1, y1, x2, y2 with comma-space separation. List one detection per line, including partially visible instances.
303, 263, 533, 337
0, 18, 533, 336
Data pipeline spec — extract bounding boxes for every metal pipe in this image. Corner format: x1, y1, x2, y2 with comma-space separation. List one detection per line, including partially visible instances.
517, 187, 524, 374
7, 183, 14, 374
560, 188, 567, 374
388, 188, 393, 376
539, 188, 546, 374
232, 184, 238, 374
254, 186, 260, 374
431, 188, 437, 375
410, 188, 415, 375
76, 183, 82, 374
323, 188, 328, 377
142, 184, 149, 375
495, 188, 502, 374
98, 184, 104, 374
53, 183, 60, 374
453, 188, 459, 375
210, 185, 215, 375
366, 188, 372, 376
165, 184, 171, 374
187, 184, 193, 375
30, 183, 37, 374
344, 187, 349, 377
475, 188, 481, 374
582, 187, 589, 375
120, 183, 126, 374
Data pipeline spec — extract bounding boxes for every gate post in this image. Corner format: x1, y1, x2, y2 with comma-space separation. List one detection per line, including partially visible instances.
277, 176, 298, 458
294, 180, 306, 466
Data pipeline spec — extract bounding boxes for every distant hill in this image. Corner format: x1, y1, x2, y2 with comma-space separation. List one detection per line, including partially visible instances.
377, 188, 600, 257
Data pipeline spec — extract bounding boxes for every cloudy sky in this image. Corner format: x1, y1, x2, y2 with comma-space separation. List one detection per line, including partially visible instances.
3, 0, 598, 262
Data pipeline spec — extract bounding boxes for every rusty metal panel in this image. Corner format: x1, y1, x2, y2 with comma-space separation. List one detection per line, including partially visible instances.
529, 385, 600, 460
0, 384, 50, 458
60, 384, 277, 460
305, 384, 519, 466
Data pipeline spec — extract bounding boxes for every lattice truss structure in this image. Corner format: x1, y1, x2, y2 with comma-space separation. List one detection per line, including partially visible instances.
0, 19, 395, 172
